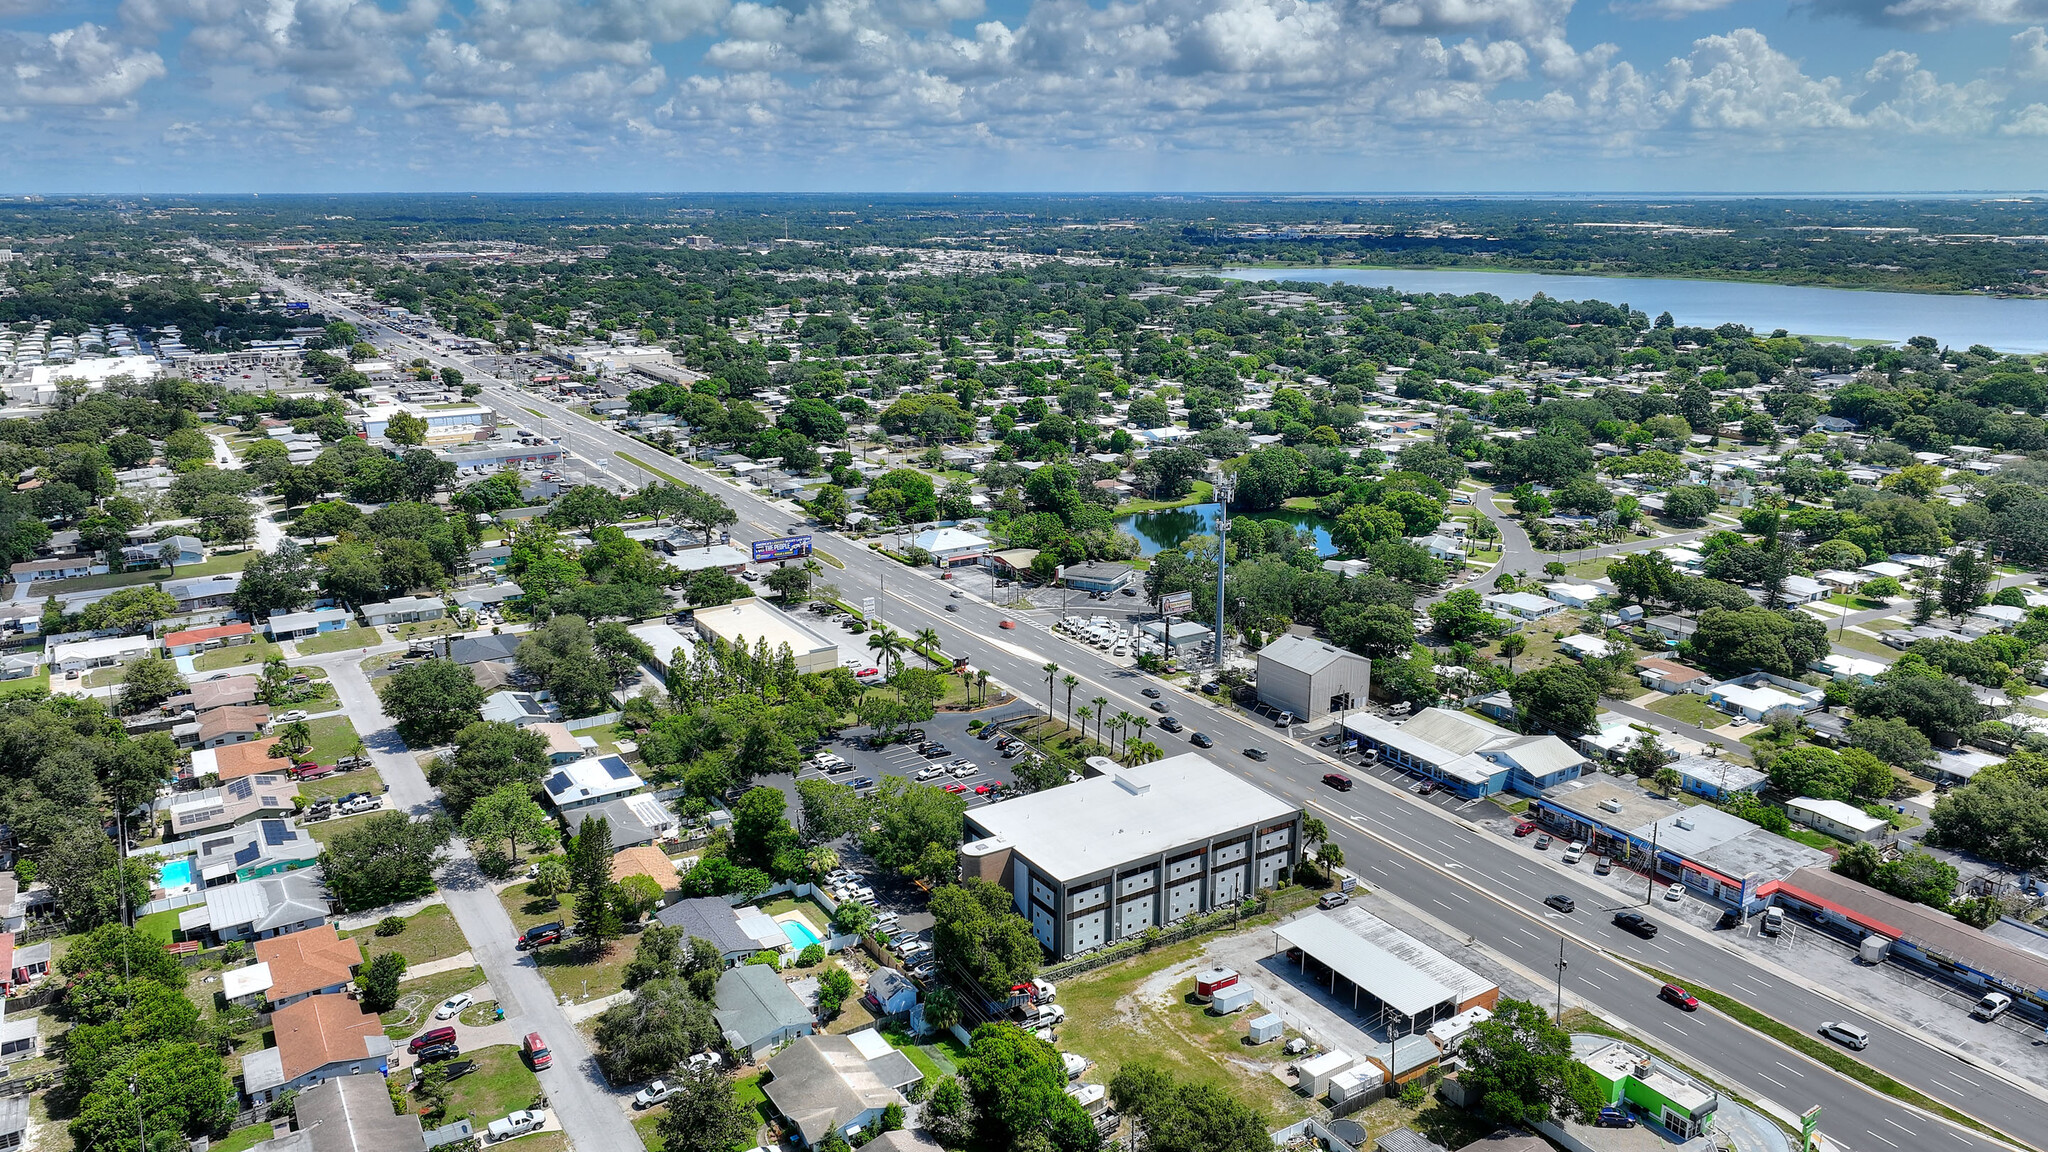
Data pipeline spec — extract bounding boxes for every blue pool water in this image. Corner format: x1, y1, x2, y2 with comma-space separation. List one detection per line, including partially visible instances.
780, 918, 823, 950
158, 859, 193, 889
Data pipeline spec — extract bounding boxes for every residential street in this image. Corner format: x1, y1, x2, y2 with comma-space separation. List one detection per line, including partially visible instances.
316, 651, 641, 1152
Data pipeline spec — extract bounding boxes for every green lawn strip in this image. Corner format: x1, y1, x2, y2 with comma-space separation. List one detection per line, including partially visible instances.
381, 965, 488, 1042
1643, 693, 1727, 729
84, 664, 130, 689
296, 764, 384, 804
616, 451, 687, 487
1626, 964, 2006, 1144
0, 669, 50, 699
195, 638, 285, 673
208, 1124, 277, 1152
1114, 481, 1214, 515
43, 549, 255, 594
878, 1027, 945, 1082
293, 623, 380, 655
135, 908, 181, 942
523, 408, 548, 419
1559, 1008, 1796, 1142
632, 1111, 666, 1152
420, 1043, 542, 1128
1828, 629, 1903, 660
342, 903, 471, 968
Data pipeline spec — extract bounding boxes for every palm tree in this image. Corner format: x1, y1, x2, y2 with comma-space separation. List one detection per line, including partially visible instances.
1131, 716, 1151, 748
1653, 766, 1682, 798
914, 626, 941, 662
276, 721, 313, 761
1112, 710, 1135, 750
1042, 662, 1060, 719
1075, 706, 1094, 746
1090, 696, 1109, 745
976, 669, 990, 703
1122, 739, 1163, 766
867, 626, 906, 677
1061, 674, 1079, 729
1499, 632, 1527, 671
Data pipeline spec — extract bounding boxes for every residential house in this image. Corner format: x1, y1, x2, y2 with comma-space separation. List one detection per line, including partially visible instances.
196, 704, 272, 750
122, 535, 204, 569
1558, 634, 1621, 661
1636, 657, 1711, 695
1673, 755, 1768, 801
451, 582, 522, 613
714, 964, 816, 1059
1809, 654, 1886, 685
863, 968, 918, 1017
0, 932, 50, 995
1481, 592, 1564, 622
245, 1074, 427, 1152
360, 596, 446, 627
49, 634, 154, 673
239, 993, 393, 1106
254, 924, 363, 1009
267, 608, 352, 641
480, 690, 553, 727
609, 845, 682, 891
192, 737, 284, 783
761, 1033, 922, 1149
583, 794, 680, 848
166, 774, 299, 838
190, 674, 262, 711
656, 897, 789, 964
1787, 797, 1891, 843
162, 622, 255, 658
1969, 603, 2026, 631
193, 818, 321, 886
544, 755, 644, 812
186, 869, 329, 944
1643, 615, 1698, 644
0, 1095, 22, 1150
447, 633, 523, 665
1410, 534, 1468, 562
1543, 583, 1603, 609
9, 558, 106, 583
527, 722, 586, 765
1708, 673, 1823, 722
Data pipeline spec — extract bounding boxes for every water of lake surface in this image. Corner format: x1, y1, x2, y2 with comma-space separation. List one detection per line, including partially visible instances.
1220, 267, 2048, 354
1115, 502, 1340, 558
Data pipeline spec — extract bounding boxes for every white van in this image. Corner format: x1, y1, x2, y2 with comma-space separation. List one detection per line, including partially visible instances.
1972, 991, 2013, 1021
1761, 906, 1786, 936
1818, 1021, 1869, 1050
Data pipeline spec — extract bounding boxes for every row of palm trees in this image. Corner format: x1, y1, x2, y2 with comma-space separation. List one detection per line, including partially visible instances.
865, 623, 996, 702
1041, 662, 1163, 765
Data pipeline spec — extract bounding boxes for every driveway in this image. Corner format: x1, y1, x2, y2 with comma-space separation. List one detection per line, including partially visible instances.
319, 653, 643, 1151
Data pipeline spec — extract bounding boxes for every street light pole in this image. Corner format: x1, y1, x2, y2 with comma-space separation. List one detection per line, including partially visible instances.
1554, 941, 1568, 1023
1213, 470, 1233, 674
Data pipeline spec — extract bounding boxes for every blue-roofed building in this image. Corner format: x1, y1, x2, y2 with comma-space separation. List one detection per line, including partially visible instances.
543, 754, 644, 812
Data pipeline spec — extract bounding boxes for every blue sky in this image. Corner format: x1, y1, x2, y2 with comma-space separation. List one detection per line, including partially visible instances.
3, 0, 2047, 192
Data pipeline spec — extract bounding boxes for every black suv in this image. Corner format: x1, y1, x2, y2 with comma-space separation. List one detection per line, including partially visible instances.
415, 1042, 461, 1064
1158, 717, 1183, 733
1613, 911, 1659, 939
519, 922, 564, 950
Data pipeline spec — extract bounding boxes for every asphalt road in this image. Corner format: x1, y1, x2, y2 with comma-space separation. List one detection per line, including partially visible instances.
244, 265, 2045, 1152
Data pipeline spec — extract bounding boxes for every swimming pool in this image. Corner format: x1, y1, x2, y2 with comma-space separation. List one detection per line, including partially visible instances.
779, 918, 823, 950
157, 859, 193, 889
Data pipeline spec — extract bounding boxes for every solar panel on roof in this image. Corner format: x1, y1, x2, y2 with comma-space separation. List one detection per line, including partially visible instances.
226, 779, 253, 800
600, 756, 635, 781
545, 773, 571, 795
260, 820, 291, 845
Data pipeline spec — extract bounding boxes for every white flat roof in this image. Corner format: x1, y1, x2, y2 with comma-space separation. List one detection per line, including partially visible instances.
222, 962, 273, 1000
693, 597, 837, 657
1276, 912, 1456, 1017
964, 753, 1297, 883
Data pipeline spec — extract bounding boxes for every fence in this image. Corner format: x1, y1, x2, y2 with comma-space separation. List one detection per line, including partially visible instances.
137, 889, 207, 917
564, 712, 623, 731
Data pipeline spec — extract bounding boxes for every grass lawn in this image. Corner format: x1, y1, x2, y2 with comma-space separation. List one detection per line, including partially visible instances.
1113, 480, 1214, 516
396, 617, 461, 641
381, 965, 488, 1042
298, 764, 384, 804
0, 669, 49, 699
1825, 594, 1891, 611
419, 1043, 542, 1128
1786, 828, 1842, 851
304, 715, 364, 763
135, 908, 182, 942
208, 1124, 277, 1152
44, 549, 253, 593
294, 623, 380, 655
1644, 693, 1726, 729
496, 881, 632, 1002
305, 809, 386, 845
84, 664, 130, 689
1829, 629, 1902, 660
1562, 555, 1617, 578
343, 902, 471, 968
195, 638, 284, 672
1057, 936, 1317, 1125
757, 895, 832, 926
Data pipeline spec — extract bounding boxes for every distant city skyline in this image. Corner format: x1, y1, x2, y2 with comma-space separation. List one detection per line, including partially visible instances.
3, 0, 2048, 193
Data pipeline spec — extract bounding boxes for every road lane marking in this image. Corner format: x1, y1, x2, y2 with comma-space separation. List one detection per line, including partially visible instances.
1755, 1072, 1786, 1088
1864, 1131, 1898, 1148
1727, 981, 1761, 996
1773, 1061, 1805, 1078
1432, 900, 1454, 912
1884, 1119, 1915, 1136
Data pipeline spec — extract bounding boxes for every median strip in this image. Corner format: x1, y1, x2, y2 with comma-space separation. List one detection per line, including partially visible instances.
1628, 961, 2011, 1147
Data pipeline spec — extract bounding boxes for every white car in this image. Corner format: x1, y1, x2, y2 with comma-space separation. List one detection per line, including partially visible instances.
914, 766, 946, 781
950, 764, 979, 779
1664, 883, 1687, 902
275, 710, 310, 724
340, 795, 380, 815
1561, 842, 1586, 864
433, 993, 473, 1020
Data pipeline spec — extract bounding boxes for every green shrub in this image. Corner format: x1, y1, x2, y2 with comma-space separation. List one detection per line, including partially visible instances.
374, 915, 407, 937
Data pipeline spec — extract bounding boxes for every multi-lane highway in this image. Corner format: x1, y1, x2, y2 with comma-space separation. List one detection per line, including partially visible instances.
236, 263, 2043, 1152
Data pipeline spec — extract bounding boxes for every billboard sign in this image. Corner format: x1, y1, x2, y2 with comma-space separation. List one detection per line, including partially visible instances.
751, 535, 813, 563
1160, 591, 1195, 615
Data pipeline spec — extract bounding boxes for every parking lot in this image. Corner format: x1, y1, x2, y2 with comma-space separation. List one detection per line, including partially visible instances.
752, 706, 1038, 821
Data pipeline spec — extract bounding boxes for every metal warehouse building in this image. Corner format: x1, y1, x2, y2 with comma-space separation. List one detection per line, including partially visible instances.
1256, 634, 1372, 722
959, 754, 1302, 959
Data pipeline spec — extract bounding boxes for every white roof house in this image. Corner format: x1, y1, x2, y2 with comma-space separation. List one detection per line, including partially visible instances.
48, 634, 154, 672
1543, 582, 1603, 608
543, 754, 645, 812
1481, 592, 1564, 621
908, 527, 991, 565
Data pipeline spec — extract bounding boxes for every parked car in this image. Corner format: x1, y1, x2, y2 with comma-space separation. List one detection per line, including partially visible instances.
1318, 892, 1350, 910
1972, 992, 2013, 1021
1664, 883, 1687, 902
415, 1042, 461, 1064
1594, 1107, 1638, 1129
1594, 855, 1612, 875
434, 994, 474, 1020
974, 782, 999, 795
1659, 983, 1700, 1011
1544, 894, 1576, 913
851, 776, 876, 791
1613, 911, 1658, 939
943, 783, 969, 794
951, 764, 979, 779
275, 710, 309, 723
915, 766, 947, 782
1562, 842, 1586, 864
1534, 834, 1552, 850
1322, 773, 1353, 791
522, 1031, 551, 1070
633, 1081, 677, 1108
340, 794, 380, 815
518, 923, 563, 950
1717, 909, 1741, 930
408, 1026, 456, 1054
1190, 732, 1214, 748
1819, 1021, 1870, 1050
1513, 821, 1536, 837
486, 1109, 546, 1141
1761, 906, 1786, 936
1412, 780, 1440, 796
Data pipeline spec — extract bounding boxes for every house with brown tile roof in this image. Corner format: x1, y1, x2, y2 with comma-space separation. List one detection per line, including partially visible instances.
240, 992, 394, 1105
167, 774, 298, 838
163, 622, 256, 657
1635, 657, 1712, 695
194, 737, 285, 782
197, 704, 272, 749
255, 924, 363, 1009
193, 674, 262, 710
610, 845, 681, 891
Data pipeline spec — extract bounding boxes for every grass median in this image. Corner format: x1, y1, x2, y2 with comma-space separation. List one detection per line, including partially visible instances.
1631, 962, 2008, 1145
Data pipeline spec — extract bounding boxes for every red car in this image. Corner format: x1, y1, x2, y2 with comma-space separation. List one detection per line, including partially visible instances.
1659, 983, 1700, 1012
1514, 821, 1537, 837
943, 783, 970, 794
1321, 773, 1353, 791
998, 620, 1016, 629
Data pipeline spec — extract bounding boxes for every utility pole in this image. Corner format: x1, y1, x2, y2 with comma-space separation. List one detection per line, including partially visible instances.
1646, 821, 1660, 906
1554, 941, 1568, 1023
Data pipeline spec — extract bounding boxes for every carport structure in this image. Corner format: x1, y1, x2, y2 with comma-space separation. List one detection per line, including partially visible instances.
1274, 908, 1498, 1036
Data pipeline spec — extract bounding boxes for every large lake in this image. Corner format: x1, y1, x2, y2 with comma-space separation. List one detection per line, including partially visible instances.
1116, 503, 1340, 558
1221, 267, 2048, 353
